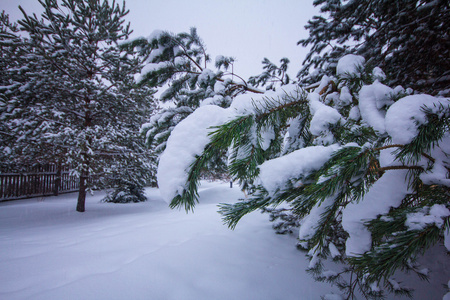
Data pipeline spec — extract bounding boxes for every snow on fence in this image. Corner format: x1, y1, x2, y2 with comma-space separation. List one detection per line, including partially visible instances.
0, 164, 79, 201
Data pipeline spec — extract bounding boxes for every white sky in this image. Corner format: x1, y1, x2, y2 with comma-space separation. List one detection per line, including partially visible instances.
1, 0, 318, 80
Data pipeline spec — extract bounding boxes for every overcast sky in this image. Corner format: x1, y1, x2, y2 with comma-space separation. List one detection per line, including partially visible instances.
2, 0, 318, 80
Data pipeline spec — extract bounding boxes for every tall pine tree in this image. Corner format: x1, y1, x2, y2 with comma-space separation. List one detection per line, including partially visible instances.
1, 0, 155, 211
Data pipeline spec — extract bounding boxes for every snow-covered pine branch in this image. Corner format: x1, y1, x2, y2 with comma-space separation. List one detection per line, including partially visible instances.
158, 54, 449, 298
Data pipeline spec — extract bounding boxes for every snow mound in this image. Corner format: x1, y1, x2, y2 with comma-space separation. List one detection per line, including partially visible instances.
336, 54, 365, 76
259, 144, 340, 195
342, 170, 412, 256
385, 94, 449, 144
308, 92, 343, 135
358, 81, 394, 134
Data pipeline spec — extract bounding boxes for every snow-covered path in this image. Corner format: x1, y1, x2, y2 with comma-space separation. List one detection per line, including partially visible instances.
0, 181, 335, 300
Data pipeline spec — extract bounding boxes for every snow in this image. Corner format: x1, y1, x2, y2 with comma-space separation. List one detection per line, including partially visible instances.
258, 144, 340, 195
138, 62, 170, 83
299, 194, 337, 240
372, 67, 386, 81
314, 75, 331, 94
308, 251, 320, 269
215, 55, 225, 64
379, 148, 397, 167
339, 86, 353, 106
370, 282, 381, 292
197, 69, 215, 86
328, 242, 340, 258
336, 54, 365, 76
228, 92, 257, 115
385, 94, 449, 144
342, 170, 412, 256
322, 270, 338, 279
146, 29, 165, 43
385, 95, 450, 187
0, 182, 337, 300
308, 92, 343, 135
157, 106, 232, 203
200, 95, 224, 107
259, 125, 275, 151
405, 204, 450, 231
323, 294, 344, 300
3, 146, 11, 155
420, 141, 450, 187
214, 81, 226, 93
445, 281, 450, 300
446, 229, 450, 252
358, 81, 394, 134
348, 106, 360, 120
228, 84, 299, 116
388, 279, 401, 291
157, 84, 301, 203
215, 55, 233, 69
174, 56, 187, 66
151, 78, 450, 298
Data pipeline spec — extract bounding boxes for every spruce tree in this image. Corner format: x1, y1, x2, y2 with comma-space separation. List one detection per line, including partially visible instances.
1, 0, 155, 211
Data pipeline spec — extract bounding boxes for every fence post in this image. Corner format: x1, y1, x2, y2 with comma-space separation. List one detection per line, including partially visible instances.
54, 164, 61, 196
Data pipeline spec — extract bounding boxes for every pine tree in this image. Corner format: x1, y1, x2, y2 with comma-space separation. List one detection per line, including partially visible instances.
0, 11, 51, 169
298, 0, 450, 95
1, 0, 155, 211
158, 54, 450, 298
0, 12, 19, 167
123, 28, 264, 156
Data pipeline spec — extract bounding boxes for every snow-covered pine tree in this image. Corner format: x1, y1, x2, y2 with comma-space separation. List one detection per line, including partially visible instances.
0, 11, 55, 170
0, 12, 24, 169
157, 54, 449, 298
298, 0, 450, 95
122, 28, 264, 156
100, 137, 153, 204
1, 0, 155, 210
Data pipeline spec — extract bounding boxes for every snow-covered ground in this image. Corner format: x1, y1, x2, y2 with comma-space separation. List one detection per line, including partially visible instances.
0, 181, 448, 300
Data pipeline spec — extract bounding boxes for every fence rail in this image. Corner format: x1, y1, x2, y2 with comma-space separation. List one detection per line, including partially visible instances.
0, 165, 79, 201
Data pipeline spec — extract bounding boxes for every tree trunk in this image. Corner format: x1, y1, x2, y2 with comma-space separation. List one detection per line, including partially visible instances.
76, 172, 87, 212
77, 59, 93, 212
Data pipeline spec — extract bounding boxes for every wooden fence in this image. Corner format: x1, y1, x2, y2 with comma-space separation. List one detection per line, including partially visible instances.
0, 165, 79, 201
